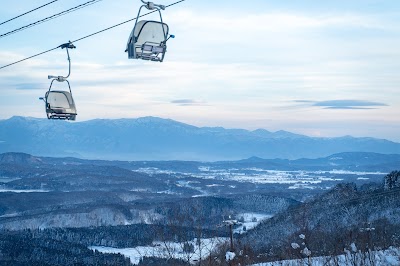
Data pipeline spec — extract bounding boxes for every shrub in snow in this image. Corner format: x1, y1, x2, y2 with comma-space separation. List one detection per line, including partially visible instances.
225, 251, 236, 261
301, 247, 311, 257
350, 242, 357, 253
291, 243, 300, 249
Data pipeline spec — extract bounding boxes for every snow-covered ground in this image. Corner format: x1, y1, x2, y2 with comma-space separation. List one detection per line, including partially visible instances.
0, 189, 49, 193
90, 237, 228, 265
234, 213, 272, 234
0, 177, 20, 183
251, 246, 400, 266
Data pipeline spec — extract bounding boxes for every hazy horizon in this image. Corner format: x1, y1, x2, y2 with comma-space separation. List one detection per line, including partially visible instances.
2, 114, 400, 144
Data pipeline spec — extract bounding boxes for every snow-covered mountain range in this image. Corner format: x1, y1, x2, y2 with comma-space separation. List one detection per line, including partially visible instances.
1, 116, 400, 161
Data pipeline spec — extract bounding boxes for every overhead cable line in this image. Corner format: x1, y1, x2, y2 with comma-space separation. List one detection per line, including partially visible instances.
0, 0, 186, 70
0, 0, 103, 39
0, 0, 60, 26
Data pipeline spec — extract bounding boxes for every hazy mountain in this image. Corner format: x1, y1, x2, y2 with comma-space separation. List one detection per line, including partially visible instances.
0, 116, 399, 161
0, 152, 43, 165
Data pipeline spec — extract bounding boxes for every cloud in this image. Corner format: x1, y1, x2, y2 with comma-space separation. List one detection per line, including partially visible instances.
169, 10, 383, 34
294, 99, 388, 110
14, 83, 48, 90
171, 99, 208, 106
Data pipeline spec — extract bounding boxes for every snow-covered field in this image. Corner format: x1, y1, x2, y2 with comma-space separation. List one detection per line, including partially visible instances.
92, 241, 399, 266
0, 189, 49, 193
135, 167, 383, 190
0, 177, 20, 183
194, 168, 382, 187
90, 237, 228, 265
251, 246, 400, 266
234, 213, 272, 234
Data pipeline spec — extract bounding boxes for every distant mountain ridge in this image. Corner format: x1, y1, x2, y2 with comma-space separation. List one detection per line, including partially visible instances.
0, 116, 399, 161
0, 152, 43, 165
2, 151, 399, 173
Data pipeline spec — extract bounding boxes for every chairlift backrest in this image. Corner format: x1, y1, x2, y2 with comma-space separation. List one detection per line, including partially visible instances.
134, 20, 169, 46
126, 20, 169, 61
46, 91, 74, 109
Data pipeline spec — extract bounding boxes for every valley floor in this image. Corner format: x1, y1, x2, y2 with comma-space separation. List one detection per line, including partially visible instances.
91, 237, 228, 265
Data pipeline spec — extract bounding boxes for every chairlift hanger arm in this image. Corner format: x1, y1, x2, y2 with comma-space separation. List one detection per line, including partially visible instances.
131, 4, 166, 44
48, 41, 76, 81
47, 77, 72, 93
47, 79, 56, 91
65, 80, 72, 94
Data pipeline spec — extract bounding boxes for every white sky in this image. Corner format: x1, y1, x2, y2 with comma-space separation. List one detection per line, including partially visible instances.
0, 0, 399, 141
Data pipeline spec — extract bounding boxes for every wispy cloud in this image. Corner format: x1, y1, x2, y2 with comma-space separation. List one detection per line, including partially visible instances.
169, 10, 384, 33
171, 99, 208, 106
294, 99, 388, 110
14, 83, 47, 90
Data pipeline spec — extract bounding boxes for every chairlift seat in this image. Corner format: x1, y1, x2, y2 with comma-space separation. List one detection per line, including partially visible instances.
126, 20, 169, 62
45, 91, 77, 120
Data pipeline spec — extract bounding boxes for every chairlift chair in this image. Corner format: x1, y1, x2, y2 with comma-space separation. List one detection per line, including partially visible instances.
125, 0, 174, 62
39, 42, 77, 121
41, 83, 77, 121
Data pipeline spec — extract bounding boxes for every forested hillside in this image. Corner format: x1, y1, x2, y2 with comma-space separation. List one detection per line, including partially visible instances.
227, 172, 400, 264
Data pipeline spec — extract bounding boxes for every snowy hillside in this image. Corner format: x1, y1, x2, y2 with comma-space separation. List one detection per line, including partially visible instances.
251, 246, 400, 266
